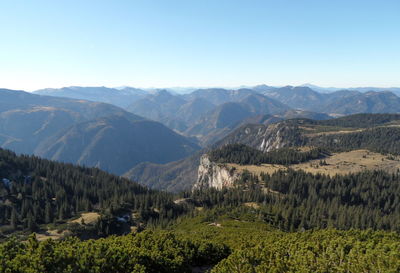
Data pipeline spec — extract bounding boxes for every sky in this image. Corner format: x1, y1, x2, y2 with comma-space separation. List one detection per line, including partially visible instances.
0, 0, 399, 91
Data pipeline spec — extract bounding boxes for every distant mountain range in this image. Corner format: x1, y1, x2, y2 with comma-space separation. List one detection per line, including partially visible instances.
4, 84, 399, 187
259, 86, 400, 114
0, 89, 200, 175
35, 86, 148, 108
33, 85, 400, 148
299, 83, 400, 95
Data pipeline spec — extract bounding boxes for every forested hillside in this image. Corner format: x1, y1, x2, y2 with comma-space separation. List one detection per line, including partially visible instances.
307, 113, 400, 127
214, 114, 400, 156
125, 113, 400, 192
0, 148, 187, 238
209, 144, 327, 165
1, 210, 400, 273
38, 115, 200, 174
4, 0, 400, 270
309, 127, 400, 155
2, 113, 400, 272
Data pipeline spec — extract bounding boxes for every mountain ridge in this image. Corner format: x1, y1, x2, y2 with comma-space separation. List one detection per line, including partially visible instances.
0, 89, 200, 175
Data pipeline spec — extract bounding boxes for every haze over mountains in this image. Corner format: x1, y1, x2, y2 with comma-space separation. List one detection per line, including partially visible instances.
0, 89, 199, 175
35, 86, 148, 108
35, 84, 400, 144
4, 87, 400, 273
2, 84, 400, 188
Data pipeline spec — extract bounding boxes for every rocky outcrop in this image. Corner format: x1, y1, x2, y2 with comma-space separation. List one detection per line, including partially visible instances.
192, 154, 240, 190
192, 120, 307, 191
215, 121, 303, 153
258, 123, 294, 152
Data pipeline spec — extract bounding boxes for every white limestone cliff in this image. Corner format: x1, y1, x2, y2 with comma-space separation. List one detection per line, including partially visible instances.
192, 154, 240, 190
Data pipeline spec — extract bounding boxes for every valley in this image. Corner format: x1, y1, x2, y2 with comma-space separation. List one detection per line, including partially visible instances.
2, 89, 400, 272
3, 1, 400, 271
34, 86, 400, 148
0, 89, 200, 175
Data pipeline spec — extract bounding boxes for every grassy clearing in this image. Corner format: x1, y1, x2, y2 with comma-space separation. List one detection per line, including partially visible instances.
228, 149, 400, 177
304, 128, 365, 137
35, 212, 100, 241
35, 229, 71, 241
70, 212, 100, 225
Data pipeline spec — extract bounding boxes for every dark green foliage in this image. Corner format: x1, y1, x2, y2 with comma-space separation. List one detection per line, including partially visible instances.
2, 213, 400, 273
191, 169, 400, 231
208, 144, 327, 165
125, 152, 202, 193
212, 229, 400, 273
310, 127, 400, 155
0, 231, 230, 273
300, 113, 400, 128
261, 169, 400, 231
0, 148, 187, 235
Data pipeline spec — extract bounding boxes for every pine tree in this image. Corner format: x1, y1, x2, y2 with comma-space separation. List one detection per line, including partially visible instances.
10, 207, 18, 229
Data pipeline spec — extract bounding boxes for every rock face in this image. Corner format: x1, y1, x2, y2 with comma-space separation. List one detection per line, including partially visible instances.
258, 123, 294, 152
193, 121, 306, 191
215, 122, 303, 153
193, 155, 240, 190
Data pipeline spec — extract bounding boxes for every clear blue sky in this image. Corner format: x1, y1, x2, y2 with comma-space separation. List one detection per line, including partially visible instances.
0, 0, 399, 90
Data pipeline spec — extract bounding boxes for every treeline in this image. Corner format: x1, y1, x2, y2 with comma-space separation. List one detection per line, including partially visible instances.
310, 127, 400, 155
190, 169, 400, 231
208, 144, 327, 165
0, 148, 187, 235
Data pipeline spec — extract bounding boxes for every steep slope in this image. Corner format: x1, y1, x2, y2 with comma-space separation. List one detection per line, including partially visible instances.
39, 115, 200, 174
175, 98, 215, 127
159, 97, 216, 132
216, 113, 400, 153
34, 86, 147, 108
0, 89, 200, 175
0, 107, 80, 154
215, 122, 304, 152
185, 94, 291, 146
240, 93, 290, 114
0, 88, 137, 119
124, 113, 400, 192
0, 147, 191, 238
124, 152, 202, 192
185, 102, 253, 146
130, 121, 301, 192
195, 113, 400, 190
0, 89, 143, 154
126, 90, 187, 124
193, 154, 240, 190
